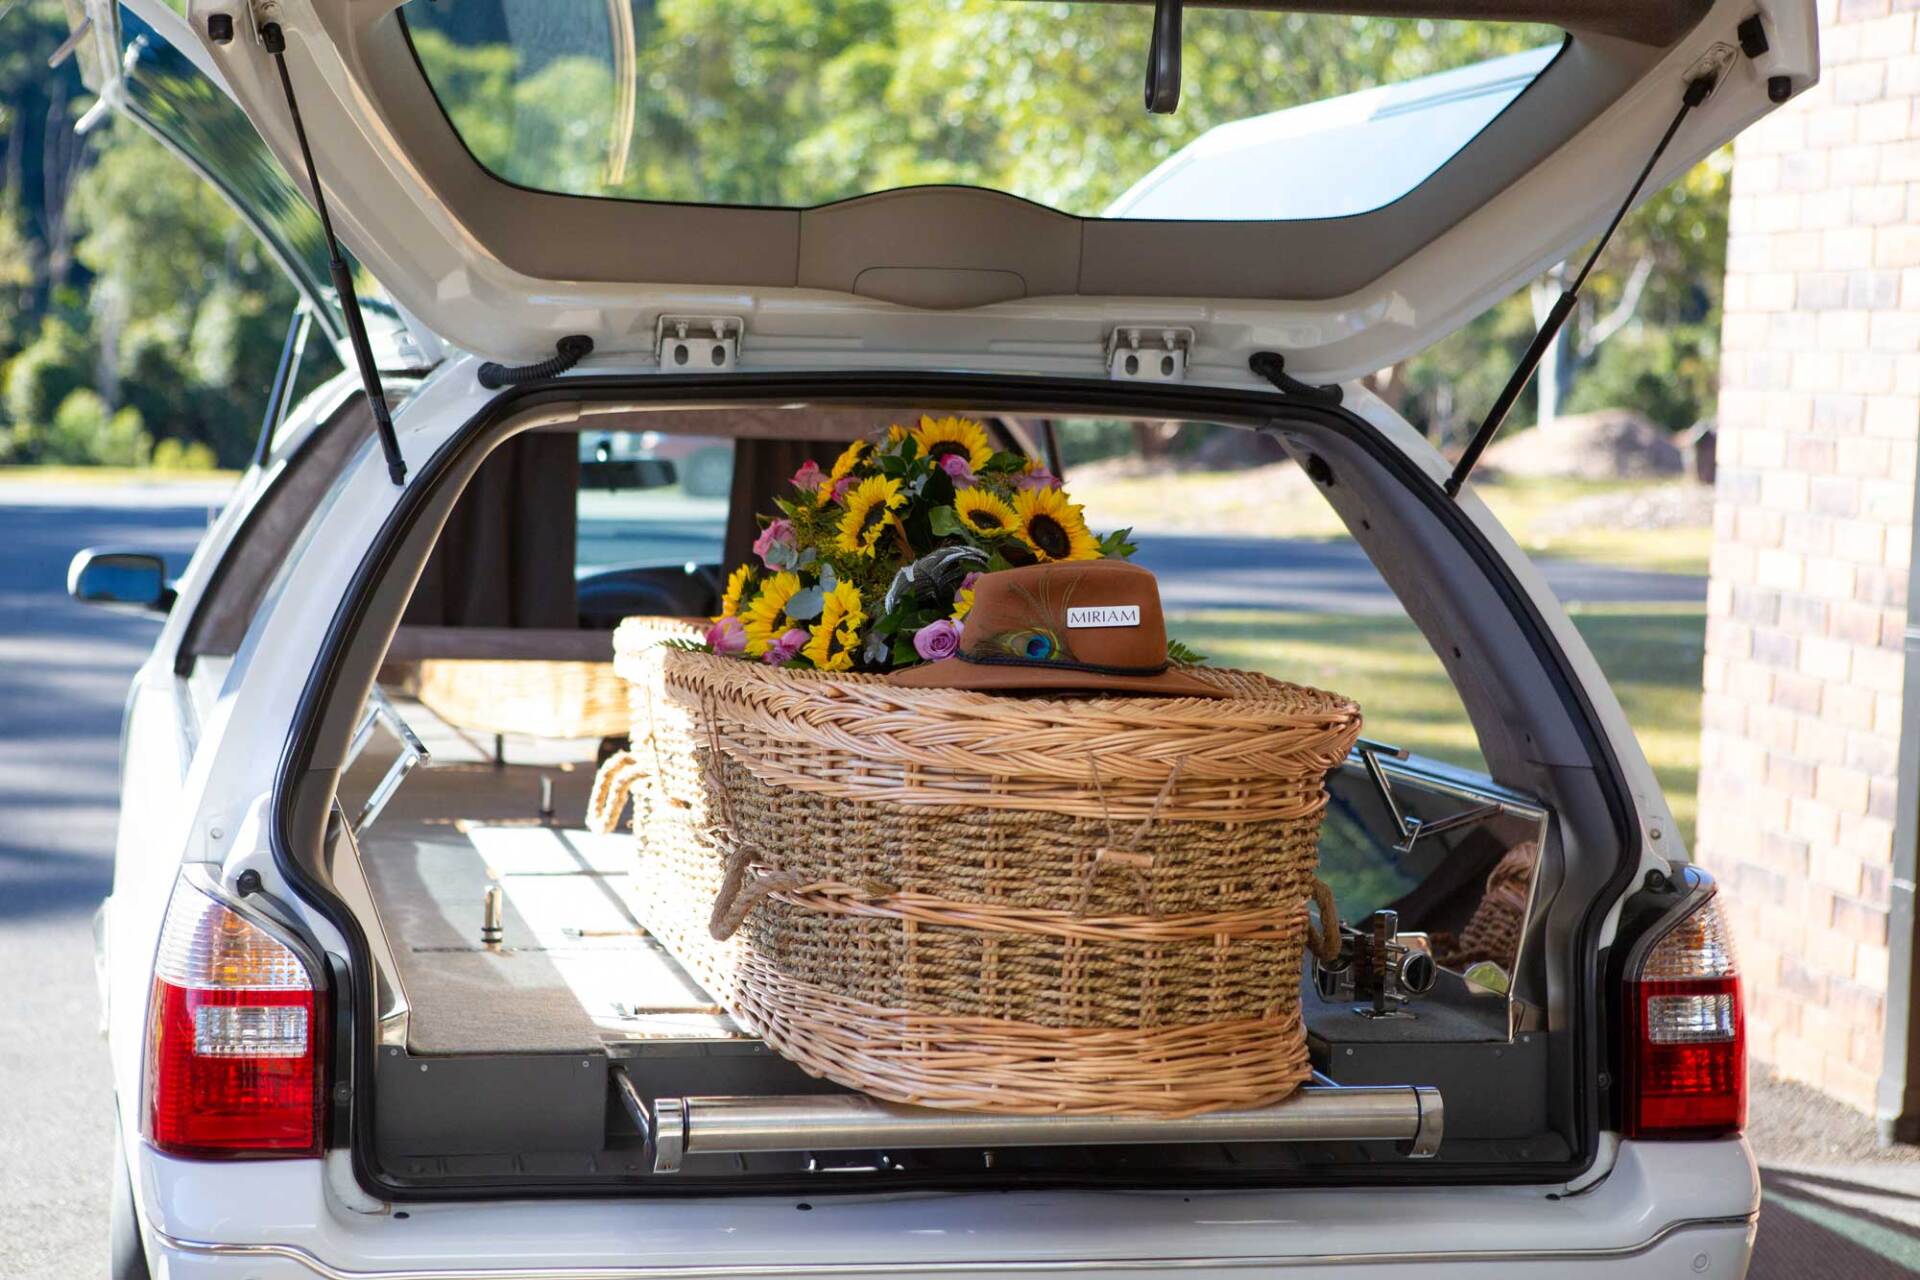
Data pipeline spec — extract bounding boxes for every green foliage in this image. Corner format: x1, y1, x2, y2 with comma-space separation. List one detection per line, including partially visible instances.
3, 316, 93, 434
44, 389, 152, 467
1563, 322, 1719, 431
152, 437, 220, 471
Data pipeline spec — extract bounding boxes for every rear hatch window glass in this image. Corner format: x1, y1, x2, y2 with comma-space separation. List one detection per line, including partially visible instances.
400, 0, 1560, 219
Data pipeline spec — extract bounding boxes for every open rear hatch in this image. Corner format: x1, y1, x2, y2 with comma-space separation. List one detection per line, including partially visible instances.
108, 0, 1813, 382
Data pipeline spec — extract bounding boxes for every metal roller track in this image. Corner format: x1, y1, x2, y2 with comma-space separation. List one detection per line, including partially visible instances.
649, 1085, 1442, 1172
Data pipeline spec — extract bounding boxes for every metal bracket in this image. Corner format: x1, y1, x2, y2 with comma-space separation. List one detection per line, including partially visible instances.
1356, 738, 1509, 854
655, 317, 741, 371
347, 687, 430, 835
1106, 327, 1191, 382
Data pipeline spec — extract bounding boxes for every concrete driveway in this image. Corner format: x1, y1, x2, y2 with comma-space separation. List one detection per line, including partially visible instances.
0, 478, 1896, 1280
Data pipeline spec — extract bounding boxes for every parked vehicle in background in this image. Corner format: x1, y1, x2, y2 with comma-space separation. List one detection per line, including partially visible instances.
65, 0, 1809, 1276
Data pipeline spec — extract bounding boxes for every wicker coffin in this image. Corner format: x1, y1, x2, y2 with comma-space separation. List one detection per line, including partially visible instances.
593, 617, 1362, 1116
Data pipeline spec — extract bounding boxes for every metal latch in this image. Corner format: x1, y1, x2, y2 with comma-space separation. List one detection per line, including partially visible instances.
656, 317, 741, 371
1356, 738, 1509, 855
1106, 327, 1192, 382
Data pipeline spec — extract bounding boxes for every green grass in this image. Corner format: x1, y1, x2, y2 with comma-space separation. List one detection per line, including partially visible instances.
1170, 601, 1706, 844
1076, 469, 1709, 576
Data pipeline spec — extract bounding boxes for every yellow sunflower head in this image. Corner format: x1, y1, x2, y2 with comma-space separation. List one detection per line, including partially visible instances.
826, 439, 869, 482
953, 486, 1018, 540
1013, 486, 1100, 562
834, 474, 906, 558
802, 581, 866, 673
738, 572, 802, 655
912, 415, 993, 473
885, 423, 913, 449
950, 586, 975, 622
719, 564, 757, 618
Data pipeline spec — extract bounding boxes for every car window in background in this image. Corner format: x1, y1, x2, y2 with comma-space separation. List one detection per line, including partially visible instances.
400, 0, 1560, 220
111, 8, 409, 365
576, 432, 734, 575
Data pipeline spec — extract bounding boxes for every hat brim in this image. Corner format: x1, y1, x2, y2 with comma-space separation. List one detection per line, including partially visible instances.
885, 657, 1224, 699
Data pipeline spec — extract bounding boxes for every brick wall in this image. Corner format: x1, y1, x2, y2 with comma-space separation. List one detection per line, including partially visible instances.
1700, 0, 1918, 1112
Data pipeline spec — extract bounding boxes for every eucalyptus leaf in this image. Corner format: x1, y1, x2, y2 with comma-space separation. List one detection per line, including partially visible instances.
795, 546, 818, 568
785, 586, 825, 621
865, 631, 894, 664
766, 542, 796, 570
817, 562, 837, 591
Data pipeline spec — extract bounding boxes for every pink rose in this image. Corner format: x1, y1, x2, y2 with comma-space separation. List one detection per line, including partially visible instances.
763, 627, 809, 665
912, 618, 963, 662
792, 460, 824, 491
752, 518, 794, 568
1018, 466, 1061, 491
830, 474, 857, 504
706, 616, 747, 655
937, 454, 975, 486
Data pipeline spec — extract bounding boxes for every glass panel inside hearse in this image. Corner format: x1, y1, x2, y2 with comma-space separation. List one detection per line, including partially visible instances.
313, 404, 1576, 1191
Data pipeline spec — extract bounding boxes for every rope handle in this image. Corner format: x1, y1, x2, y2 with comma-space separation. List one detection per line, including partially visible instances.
586, 752, 648, 834
1305, 877, 1341, 965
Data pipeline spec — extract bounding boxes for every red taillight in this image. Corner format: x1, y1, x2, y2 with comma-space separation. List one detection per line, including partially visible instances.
143, 880, 325, 1158
1621, 887, 1744, 1139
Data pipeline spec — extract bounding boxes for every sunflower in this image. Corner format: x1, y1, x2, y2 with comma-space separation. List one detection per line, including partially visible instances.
739, 572, 803, 655
719, 563, 757, 618
1013, 486, 1100, 562
953, 487, 1019, 539
950, 586, 975, 622
912, 415, 993, 473
885, 423, 913, 450
819, 438, 870, 494
835, 474, 906, 558
802, 581, 866, 672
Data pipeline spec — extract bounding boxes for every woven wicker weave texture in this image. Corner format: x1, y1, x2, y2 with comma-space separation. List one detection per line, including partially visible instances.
597, 617, 1364, 1115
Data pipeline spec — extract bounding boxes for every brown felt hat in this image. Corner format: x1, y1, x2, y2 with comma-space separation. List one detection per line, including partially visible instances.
887, 560, 1221, 698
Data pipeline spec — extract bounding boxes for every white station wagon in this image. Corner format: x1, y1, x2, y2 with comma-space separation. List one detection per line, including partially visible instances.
63, 0, 1813, 1276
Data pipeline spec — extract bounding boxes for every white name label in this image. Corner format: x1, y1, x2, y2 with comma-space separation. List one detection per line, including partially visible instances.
1068, 605, 1141, 629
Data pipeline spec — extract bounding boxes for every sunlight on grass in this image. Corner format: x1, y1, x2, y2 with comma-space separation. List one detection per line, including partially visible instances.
1076, 466, 1709, 576
1170, 601, 1706, 845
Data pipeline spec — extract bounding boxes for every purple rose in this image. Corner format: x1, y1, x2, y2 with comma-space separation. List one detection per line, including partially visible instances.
1018, 466, 1061, 491
752, 518, 794, 568
763, 627, 809, 665
706, 616, 747, 655
959, 571, 982, 592
937, 454, 975, 486
913, 618, 963, 662
830, 474, 857, 504
792, 460, 825, 491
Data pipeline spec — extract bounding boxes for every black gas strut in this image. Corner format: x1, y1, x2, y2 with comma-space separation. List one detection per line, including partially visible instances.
1443, 72, 1719, 500
260, 21, 407, 487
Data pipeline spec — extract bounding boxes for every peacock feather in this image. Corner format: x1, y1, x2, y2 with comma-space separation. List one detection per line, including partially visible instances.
977, 626, 1066, 663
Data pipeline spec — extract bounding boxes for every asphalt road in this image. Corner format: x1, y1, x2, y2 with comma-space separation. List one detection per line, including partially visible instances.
0, 480, 1714, 1277
0, 482, 217, 1277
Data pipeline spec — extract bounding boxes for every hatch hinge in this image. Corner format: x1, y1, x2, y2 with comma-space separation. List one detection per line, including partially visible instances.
1106, 327, 1192, 382
655, 317, 741, 372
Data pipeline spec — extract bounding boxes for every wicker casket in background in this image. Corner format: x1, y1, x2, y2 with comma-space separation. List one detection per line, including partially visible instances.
595, 617, 1363, 1116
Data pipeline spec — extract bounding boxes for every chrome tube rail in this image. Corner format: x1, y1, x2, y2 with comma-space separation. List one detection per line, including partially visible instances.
650, 1085, 1442, 1172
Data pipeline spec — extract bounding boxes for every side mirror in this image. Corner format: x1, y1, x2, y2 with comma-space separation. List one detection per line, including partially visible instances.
68, 548, 173, 613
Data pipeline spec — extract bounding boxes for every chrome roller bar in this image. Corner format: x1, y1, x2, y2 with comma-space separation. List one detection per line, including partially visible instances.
650, 1085, 1442, 1173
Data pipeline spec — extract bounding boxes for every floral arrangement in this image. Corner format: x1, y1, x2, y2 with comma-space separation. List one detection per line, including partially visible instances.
703, 416, 1135, 672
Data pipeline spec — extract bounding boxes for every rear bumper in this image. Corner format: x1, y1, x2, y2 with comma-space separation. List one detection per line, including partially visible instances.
138, 1139, 1760, 1279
